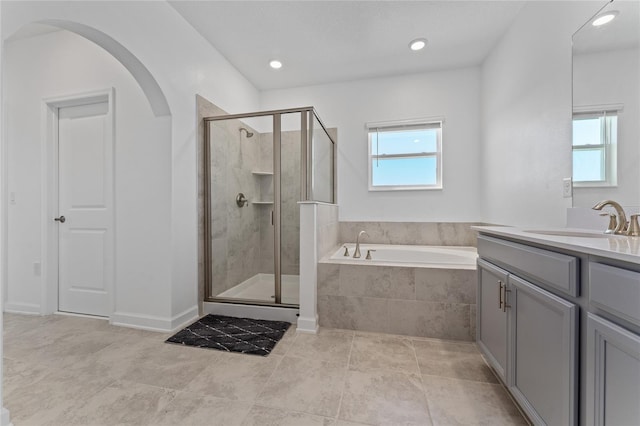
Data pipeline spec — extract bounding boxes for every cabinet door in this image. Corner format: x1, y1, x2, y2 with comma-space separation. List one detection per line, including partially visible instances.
508, 275, 577, 426
586, 313, 640, 426
477, 259, 509, 382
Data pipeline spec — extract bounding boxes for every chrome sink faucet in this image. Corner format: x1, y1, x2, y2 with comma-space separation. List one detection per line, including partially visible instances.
353, 230, 369, 258
592, 200, 628, 234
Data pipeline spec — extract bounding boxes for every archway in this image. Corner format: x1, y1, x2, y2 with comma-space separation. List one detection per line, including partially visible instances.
2, 21, 173, 318
36, 19, 170, 117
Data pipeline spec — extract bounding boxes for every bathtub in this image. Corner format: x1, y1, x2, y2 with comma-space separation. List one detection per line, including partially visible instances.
327, 243, 477, 270
318, 243, 478, 340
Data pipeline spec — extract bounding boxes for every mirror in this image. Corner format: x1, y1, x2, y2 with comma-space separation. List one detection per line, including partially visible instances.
572, 0, 640, 208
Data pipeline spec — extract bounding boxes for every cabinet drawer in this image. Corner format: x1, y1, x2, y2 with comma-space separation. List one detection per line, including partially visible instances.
478, 235, 579, 296
590, 262, 640, 327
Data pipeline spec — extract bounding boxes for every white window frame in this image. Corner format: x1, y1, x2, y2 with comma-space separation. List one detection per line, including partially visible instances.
366, 118, 443, 191
572, 105, 620, 188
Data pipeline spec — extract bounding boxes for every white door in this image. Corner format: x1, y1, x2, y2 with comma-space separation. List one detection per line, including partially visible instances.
57, 101, 113, 317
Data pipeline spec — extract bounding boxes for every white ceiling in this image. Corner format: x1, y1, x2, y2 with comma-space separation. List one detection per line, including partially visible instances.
169, 1, 525, 90
573, 0, 639, 55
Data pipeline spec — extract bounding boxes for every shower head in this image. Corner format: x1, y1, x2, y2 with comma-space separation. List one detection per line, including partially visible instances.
239, 127, 254, 138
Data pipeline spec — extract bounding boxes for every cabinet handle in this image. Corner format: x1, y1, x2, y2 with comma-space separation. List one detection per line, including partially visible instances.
498, 280, 503, 309
503, 287, 511, 313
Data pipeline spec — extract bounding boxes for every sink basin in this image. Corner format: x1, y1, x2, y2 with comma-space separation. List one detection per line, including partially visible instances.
523, 229, 614, 238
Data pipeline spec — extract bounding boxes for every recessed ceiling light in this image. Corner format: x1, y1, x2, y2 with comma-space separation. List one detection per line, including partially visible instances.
592, 11, 618, 27
409, 38, 427, 51
269, 60, 283, 69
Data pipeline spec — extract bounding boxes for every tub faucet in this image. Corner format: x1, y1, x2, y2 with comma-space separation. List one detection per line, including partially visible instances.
353, 231, 369, 258
592, 200, 628, 234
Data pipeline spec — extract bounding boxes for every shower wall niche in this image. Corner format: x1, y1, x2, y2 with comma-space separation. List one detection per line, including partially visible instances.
203, 107, 335, 307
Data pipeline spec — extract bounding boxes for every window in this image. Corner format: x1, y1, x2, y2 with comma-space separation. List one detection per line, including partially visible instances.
367, 120, 442, 190
572, 110, 618, 186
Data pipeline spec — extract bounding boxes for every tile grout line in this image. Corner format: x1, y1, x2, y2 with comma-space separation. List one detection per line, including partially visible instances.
411, 338, 435, 426
235, 349, 289, 425
333, 329, 356, 421
249, 326, 298, 409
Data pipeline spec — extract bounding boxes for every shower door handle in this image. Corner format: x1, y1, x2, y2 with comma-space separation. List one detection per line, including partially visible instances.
271, 210, 274, 226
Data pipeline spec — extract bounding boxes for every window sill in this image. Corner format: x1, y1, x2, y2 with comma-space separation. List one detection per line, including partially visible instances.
573, 183, 617, 189
368, 185, 443, 192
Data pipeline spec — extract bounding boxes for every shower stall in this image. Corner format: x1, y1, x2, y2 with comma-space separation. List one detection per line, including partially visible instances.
203, 107, 335, 310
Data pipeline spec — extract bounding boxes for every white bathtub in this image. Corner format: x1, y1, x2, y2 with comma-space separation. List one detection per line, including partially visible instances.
327, 243, 477, 269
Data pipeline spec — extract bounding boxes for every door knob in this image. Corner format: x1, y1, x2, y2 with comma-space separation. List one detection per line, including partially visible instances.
54, 216, 66, 223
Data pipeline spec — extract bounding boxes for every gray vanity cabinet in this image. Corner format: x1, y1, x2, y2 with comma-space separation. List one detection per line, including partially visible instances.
477, 234, 578, 425
477, 259, 509, 382
586, 261, 640, 426
586, 313, 640, 426
507, 274, 577, 426
476, 228, 640, 425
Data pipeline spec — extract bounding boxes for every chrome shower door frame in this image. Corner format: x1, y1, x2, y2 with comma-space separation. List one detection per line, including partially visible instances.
203, 106, 335, 307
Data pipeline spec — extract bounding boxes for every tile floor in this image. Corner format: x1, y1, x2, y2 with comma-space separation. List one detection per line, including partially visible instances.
3, 313, 528, 425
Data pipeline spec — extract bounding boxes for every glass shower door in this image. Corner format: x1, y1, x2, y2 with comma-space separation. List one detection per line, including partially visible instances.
278, 112, 302, 305
204, 107, 333, 307
205, 116, 277, 304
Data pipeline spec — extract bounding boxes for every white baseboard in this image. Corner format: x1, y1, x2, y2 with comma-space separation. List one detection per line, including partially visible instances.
3, 301, 41, 315
203, 302, 299, 324
169, 306, 200, 332
54, 311, 108, 320
111, 305, 198, 333
296, 315, 319, 334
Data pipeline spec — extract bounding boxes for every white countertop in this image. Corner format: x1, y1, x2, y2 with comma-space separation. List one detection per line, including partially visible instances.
472, 226, 640, 265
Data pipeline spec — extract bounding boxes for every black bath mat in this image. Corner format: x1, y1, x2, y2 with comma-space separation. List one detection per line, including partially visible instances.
166, 314, 291, 356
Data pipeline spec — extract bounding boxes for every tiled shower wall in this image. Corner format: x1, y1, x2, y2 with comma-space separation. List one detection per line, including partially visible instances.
209, 125, 304, 292
257, 130, 301, 276
198, 96, 338, 306
198, 95, 311, 300
208, 118, 263, 295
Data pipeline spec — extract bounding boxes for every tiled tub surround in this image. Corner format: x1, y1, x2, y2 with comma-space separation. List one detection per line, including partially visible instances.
317, 256, 477, 340
339, 221, 482, 247
316, 202, 340, 258
331, 244, 478, 267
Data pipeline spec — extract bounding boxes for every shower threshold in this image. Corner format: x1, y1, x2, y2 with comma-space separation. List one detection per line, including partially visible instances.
216, 273, 300, 305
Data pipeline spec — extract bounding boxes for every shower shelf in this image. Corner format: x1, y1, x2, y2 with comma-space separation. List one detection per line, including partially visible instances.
252, 201, 274, 205
252, 171, 273, 176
